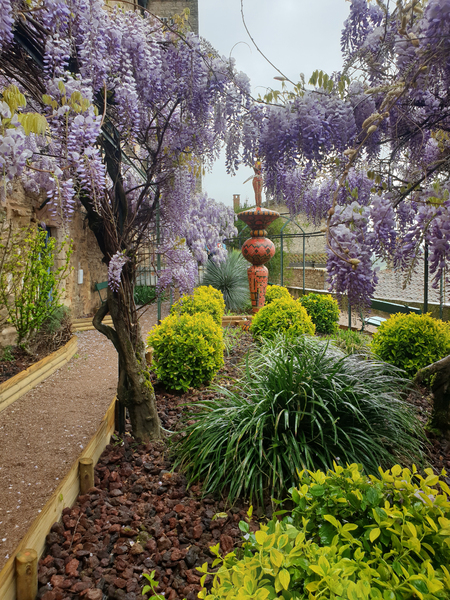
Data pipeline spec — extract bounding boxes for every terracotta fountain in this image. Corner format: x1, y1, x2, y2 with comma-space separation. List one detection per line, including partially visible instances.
238, 159, 280, 313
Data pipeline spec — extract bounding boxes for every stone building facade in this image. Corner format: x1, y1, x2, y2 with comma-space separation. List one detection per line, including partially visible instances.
106, 0, 198, 34
146, 0, 198, 34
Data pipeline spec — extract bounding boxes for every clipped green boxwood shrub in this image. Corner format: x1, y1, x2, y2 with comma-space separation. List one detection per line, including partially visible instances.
299, 292, 340, 334
146, 312, 224, 392
170, 285, 225, 325
250, 297, 315, 340
371, 312, 450, 378
200, 463, 450, 600
265, 284, 292, 305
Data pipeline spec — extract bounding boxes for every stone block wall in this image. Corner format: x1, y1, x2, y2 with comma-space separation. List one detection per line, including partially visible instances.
104, 0, 198, 33
0, 181, 107, 346
287, 267, 327, 290
146, 0, 198, 33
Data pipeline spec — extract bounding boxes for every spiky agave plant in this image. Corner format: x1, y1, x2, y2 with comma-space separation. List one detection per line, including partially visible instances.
173, 334, 424, 505
202, 250, 250, 312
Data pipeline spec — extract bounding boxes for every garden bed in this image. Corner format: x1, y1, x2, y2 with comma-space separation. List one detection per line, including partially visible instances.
31, 331, 450, 600
0, 337, 78, 413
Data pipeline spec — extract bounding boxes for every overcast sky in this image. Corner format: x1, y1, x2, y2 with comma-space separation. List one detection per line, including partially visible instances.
198, 0, 351, 208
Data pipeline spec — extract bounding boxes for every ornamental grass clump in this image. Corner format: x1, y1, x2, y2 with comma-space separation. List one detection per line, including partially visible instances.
170, 285, 225, 325
371, 312, 450, 378
250, 297, 315, 340
173, 334, 423, 504
202, 250, 250, 312
200, 463, 450, 600
146, 313, 224, 392
264, 284, 292, 305
298, 292, 340, 334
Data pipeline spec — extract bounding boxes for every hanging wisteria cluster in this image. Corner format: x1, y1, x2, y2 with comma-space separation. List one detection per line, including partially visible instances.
0, 0, 252, 294
249, 0, 450, 312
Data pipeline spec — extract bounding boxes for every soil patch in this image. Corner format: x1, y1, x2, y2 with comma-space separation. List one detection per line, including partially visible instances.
0, 345, 60, 385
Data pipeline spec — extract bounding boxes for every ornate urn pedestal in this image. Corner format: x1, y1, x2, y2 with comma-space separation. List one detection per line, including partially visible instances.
238, 206, 280, 313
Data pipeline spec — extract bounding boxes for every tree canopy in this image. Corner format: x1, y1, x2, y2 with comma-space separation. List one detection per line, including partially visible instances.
0, 0, 255, 439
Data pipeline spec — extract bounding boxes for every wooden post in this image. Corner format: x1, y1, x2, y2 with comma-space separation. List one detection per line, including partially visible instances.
79, 458, 94, 494
15, 549, 37, 600
145, 347, 153, 366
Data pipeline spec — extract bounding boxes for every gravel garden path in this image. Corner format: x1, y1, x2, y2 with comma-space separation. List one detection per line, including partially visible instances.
0, 302, 170, 572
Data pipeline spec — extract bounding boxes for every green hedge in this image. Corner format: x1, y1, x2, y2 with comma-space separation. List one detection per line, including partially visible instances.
170, 285, 225, 325
250, 297, 315, 340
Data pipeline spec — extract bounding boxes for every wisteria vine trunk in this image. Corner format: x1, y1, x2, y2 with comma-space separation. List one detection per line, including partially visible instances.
93, 270, 160, 442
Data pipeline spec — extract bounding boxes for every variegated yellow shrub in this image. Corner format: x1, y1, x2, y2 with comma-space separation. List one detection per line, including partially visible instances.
199, 463, 450, 600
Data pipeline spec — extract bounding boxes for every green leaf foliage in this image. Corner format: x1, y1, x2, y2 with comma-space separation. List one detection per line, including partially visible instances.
371, 313, 450, 378
264, 284, 292, 305
0, 222, 73, 346
250, 297, 315, 340
200, 463, 450, 600
202, 250, 250, 312
170, 285, 225, 325
172, 334, 423, 505
330, 328, 372, 356
146, 312, 224, 392
133, 285, 156, 305
299, 293, 340, 334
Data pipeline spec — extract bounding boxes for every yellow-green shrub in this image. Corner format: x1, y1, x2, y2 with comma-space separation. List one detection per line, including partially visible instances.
146, 313, 224, 392
250, 297, 315, 340
200, 463, 450, 600
371, 312, 450, 378
265, 284, 292, 305
299, 292, 340, 334
170, 285, 225, 325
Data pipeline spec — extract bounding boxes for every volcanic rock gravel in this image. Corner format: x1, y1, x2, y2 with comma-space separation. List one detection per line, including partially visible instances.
36, 333, 257, 600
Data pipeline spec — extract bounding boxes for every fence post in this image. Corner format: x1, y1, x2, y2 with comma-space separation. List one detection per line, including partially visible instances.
156, 199, 161, 324
424, 243, 429, 314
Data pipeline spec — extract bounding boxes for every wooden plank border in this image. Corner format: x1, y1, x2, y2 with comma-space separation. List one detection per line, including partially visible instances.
0, 336, 78, 414
0, 396, 117, 600
72, 317, 113, 332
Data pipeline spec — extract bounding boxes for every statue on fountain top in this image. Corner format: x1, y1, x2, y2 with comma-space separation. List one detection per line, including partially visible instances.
252, 158, 263, 207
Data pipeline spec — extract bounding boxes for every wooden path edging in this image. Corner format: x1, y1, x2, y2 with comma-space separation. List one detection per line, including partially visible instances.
0, 336, 78, 414
71, 316, 113, 332
0, 396, 116, 600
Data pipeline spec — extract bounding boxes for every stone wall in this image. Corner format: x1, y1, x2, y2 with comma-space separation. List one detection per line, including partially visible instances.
287, 266, 327, 291
0, 181, 107, 346
146, 0, 198, 33
104, 0, 198, 33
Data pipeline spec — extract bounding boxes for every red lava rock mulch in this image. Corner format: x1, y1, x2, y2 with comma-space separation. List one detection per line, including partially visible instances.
35, 436, 257, 600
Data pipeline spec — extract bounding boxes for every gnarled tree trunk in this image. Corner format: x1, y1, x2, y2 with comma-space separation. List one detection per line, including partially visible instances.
414, 354, 450, 438
93, 275, 160, 442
